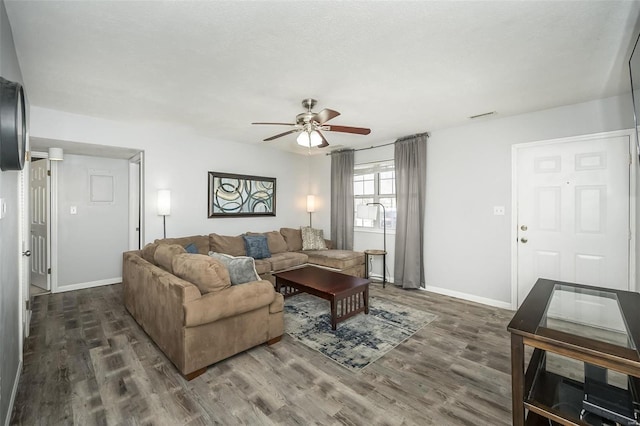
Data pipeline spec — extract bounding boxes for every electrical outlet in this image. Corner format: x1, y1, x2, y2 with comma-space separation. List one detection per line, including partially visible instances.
493, 206, 505, 216
70, 206, 77, 215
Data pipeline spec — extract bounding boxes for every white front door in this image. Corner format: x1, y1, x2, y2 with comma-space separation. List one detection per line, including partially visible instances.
516, 133, 631, 307
30, 158, 49, 290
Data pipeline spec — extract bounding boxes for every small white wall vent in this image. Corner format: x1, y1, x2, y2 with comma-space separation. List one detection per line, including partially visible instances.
469, 111, 497, 119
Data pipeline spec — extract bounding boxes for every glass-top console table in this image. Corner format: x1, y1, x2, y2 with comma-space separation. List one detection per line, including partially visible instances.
508, 279, 640, 425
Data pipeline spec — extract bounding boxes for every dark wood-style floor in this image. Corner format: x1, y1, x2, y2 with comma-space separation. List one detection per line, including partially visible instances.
10, 282, 515, 425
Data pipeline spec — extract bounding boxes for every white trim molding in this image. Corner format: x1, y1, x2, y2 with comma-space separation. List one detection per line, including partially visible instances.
4, 360, 23, 426
54, 277, 122, 293
423, 285, 513, 310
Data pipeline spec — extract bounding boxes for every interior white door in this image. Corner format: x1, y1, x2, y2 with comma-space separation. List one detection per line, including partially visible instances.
516, 134, 630, 306
30, 158, 49, 290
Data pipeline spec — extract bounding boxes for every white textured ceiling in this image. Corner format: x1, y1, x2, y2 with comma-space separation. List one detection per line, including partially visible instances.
5, 1, 640, 154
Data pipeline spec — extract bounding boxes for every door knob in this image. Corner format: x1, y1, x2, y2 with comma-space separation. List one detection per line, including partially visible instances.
520, 238, 528, 244
520, 225, 528, 231
22, 250, 31, 257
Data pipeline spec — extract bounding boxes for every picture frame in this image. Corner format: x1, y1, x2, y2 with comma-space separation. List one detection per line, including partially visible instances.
208, 171, 276, 217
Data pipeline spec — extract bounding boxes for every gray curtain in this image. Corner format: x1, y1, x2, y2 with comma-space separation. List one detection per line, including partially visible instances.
330, 150, 354, 250
394, 134, 427, 289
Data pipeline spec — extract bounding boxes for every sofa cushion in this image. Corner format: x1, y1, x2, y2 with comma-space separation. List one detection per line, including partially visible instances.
253, 259, 272, 275
268, 252, 308, 271
305, 250, 365, 270
280, 227, 303, 252
172, 254, 231, 294
141, 243, 159, 264
247, 231, 288, 254
154, 244, 187, 273
208, 252, 259, 285
154, 235, 209, 255
209, 233, 246, 257
301, 226, 327, 251
243, 235, 271, 259
184, 280, 276, 327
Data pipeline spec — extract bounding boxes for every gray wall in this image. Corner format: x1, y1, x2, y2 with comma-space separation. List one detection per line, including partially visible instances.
425, 94, 635, 305
0, 0, 24, 423
57, 154, 129, 288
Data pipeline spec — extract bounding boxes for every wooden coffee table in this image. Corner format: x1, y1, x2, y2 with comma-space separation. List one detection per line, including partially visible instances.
274, 266, 370, 330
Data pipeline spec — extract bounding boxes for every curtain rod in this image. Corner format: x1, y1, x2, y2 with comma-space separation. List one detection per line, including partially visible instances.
326, 131, 430, 156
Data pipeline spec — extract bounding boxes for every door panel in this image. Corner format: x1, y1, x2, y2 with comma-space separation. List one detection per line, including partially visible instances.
30, 159, 48, 290
517, 135, 630, 306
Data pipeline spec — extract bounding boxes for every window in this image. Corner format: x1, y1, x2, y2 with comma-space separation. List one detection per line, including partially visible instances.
354, 160, 396, 230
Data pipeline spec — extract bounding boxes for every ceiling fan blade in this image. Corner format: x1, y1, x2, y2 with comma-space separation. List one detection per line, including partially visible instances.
263, 129, 300, 141
324, 125, 371, 135
311, 109, 340, 125
318, 132, 330, 148
251, 122, 297, 126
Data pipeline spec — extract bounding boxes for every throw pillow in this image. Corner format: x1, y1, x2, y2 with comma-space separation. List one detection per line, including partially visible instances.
184, 243, 198, 254
301, 227, 327, 251
247, 231, 288, 254
154, 244, 187, 273
208, 252, 260, 285
172, 254, 231, 294
243, 235, 271, 259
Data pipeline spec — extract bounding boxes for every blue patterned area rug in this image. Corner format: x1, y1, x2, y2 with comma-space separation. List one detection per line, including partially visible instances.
284, 293, 437, 372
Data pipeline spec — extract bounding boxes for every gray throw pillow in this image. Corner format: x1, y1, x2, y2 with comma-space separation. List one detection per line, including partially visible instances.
301, 227, 327, 251
208, 252, 260, 285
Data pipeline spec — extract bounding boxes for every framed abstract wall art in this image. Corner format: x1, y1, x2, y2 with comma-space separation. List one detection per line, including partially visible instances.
208, 171, 276, 217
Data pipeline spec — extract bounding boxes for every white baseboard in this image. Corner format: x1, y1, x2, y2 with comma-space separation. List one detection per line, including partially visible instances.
4, 359, 22, 426
424, 285, 513, 310
54, 277, 122, 293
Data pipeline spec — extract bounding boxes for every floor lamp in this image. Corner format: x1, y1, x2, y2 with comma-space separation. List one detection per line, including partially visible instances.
157, 189, 171, 239
364, 202, 386, 253
357, 202, 387, 286
306, 195, 315, 227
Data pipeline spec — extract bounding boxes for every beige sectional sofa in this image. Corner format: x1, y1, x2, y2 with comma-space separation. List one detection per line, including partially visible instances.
156, 227, 365, 283
123, 244, 284, 380
122, 227, 364, 380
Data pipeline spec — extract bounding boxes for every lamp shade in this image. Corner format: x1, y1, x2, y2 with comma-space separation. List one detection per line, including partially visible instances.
306, 195, 315, 213
297, 131, 322, 147
48, 147, 64, 161
356, 204, 378, 220
157, 189, 171, 215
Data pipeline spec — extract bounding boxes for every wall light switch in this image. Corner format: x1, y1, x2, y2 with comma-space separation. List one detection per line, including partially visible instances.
493, 206, 505, 216
70, 206, 78, 215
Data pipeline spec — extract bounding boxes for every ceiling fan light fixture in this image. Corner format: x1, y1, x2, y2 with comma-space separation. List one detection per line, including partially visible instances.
297, 131, 310, 147
309, 130, 322, 147
297, 130, 322, 147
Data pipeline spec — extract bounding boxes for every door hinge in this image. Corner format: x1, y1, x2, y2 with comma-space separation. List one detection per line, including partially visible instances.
26, 300, 30, 310
48, 268, 51, 274
26, 151, 31, 162
47, 170, 51, 176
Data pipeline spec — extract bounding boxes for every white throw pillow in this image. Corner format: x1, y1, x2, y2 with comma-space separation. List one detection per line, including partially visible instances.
300, 226, 327, 251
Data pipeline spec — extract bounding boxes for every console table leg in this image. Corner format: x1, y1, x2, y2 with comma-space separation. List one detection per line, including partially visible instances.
511, 334, 525, 426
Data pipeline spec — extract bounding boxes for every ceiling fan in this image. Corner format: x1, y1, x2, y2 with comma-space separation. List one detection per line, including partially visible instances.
251, 98, 371, 148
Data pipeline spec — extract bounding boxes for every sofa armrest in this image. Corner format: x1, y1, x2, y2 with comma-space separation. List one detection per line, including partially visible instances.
184, 280, 276, 327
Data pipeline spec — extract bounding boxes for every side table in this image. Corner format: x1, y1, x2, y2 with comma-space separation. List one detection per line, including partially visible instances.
364, 249, 386, 288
